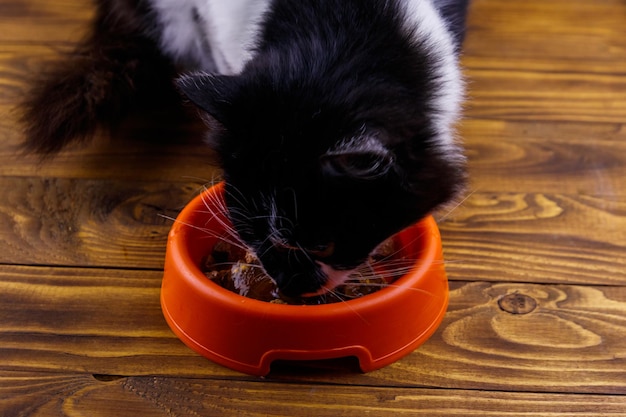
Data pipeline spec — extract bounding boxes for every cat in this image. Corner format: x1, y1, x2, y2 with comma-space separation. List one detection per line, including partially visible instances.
20, 0, 469, 297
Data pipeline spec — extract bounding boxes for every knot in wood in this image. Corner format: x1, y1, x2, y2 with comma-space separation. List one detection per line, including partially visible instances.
498, 293, 537, 315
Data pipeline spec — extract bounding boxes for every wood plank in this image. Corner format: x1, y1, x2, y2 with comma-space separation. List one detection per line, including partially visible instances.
439, 193, 626, 286
462, 0, 626, 123
0, 45, 58, 107
463, 0, 626, 69
0, 115, 220, 182
0, 0, 91, 44
2, 265, 626, 394
370, 281, 626, 394
460, 119, 626, 195
0, 266, 239, 379
0, 177, 204, 269
465, 68, 626, 123
2, 371, 626, 417
0, 110, 220, 183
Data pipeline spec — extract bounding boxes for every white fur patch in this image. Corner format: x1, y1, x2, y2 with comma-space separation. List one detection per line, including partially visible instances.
149, 0, 212, 69
397, 0, 465, 159
149, 0, 272, 74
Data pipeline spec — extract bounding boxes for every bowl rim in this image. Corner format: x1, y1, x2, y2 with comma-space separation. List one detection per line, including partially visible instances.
166, 182, 443, 315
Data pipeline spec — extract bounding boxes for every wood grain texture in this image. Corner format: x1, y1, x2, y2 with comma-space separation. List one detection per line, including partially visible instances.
0, 177, 204, 268
439, 193, 626, 286
0, 266, 235, 378
466, 69, 626, 123
460, 119, 626, 194
2, 266, 626, 394
0, 0, 91, 44
3, 372, 626, 417
383, 281, 626, 394
464, 0, 626, 123
464, 0, 626, 70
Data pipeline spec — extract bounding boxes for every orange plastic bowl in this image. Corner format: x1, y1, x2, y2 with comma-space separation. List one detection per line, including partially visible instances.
161, 182, 448, 376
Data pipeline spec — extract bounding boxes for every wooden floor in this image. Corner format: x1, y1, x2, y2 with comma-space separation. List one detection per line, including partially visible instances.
2, 0, 626, 415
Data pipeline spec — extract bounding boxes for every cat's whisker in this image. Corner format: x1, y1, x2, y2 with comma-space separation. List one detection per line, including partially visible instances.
165, 190, 248, 253
436, 187, 478, 223
159, 214, 178, 223
180, 175, 222, 186
159, 212, 226, 240
198, 191, 247, 246
283, 187, 299, 223
295, 242, 314, 264
223, 184, 252, 213
341, 282, 442, 299
317, 287, 371, 324
210, 261, 265, 271
260, 227, 287, 251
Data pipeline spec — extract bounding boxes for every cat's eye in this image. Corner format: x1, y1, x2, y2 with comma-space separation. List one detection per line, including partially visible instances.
307, 242, 335, 258
320, 151, 394, 180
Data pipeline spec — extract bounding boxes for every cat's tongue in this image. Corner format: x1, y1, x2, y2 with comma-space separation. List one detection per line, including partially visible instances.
302, 262, 354, 297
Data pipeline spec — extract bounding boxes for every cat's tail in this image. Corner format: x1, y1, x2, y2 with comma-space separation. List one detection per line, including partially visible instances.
19, 5, 176, 155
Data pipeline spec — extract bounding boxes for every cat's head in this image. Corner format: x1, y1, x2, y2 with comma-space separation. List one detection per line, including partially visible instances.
177, 55, 465, 296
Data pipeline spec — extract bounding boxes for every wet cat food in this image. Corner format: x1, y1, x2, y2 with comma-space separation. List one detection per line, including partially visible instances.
202, 239, 398, 305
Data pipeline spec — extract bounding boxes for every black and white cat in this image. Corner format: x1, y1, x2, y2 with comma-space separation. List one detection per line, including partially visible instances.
21, 0, 469, 296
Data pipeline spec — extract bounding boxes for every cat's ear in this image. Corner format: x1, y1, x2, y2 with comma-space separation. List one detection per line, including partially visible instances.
175, 73, 239, 125
320, 136, 395, 181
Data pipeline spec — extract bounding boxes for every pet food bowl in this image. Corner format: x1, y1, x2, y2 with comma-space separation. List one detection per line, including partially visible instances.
161, 182, 449, 376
